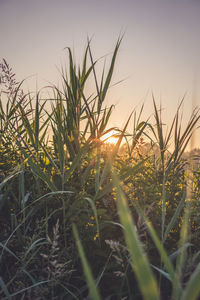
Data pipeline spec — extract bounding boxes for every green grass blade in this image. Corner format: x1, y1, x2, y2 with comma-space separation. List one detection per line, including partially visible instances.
26, 155, 56, 191
34, 95, 39, 151
161, 177, 166, 241
181, 263, 200, 300
85, 197, 100, 240
144, 220, 175, 281
100, 36, 122, 105
112, 173, 159, 300
151, 265, 171, 281
0, 242, 20, 261
1, 281, 50, 300
72, 224, 101, 300
171, 205, 190, 300
0, 171, 21, 191
0, 277, 11, 299
24, 238, 46, 258
163, 192, 186, 243
95, 151, 101, 193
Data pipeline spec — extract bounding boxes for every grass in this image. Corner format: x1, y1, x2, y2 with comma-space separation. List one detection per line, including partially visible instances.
1, 39, 200, 299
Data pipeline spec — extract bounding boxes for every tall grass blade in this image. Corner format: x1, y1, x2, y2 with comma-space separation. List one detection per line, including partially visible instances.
0, 277, 11, 299
112, 173, 159, 300
171, 205, 190, 300
163, 192, 186, 243
144, 221, 175, 281
0, 171, 21, 191
72, 224, 101, 300
1, 281, 50, 300
85, 197, 100, 240
181, 263, 200, 300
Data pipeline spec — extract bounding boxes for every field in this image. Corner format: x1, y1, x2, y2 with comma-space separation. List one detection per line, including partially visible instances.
1, 40, 200, 299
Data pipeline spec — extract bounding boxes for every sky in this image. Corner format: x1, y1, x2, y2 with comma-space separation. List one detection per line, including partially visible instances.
1, 0, 200, 147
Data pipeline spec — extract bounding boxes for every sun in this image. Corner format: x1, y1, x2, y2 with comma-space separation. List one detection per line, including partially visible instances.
100, 131, 119, 145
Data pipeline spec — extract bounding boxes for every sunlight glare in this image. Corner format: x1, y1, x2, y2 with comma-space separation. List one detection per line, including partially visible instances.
100, 131, 119, 145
